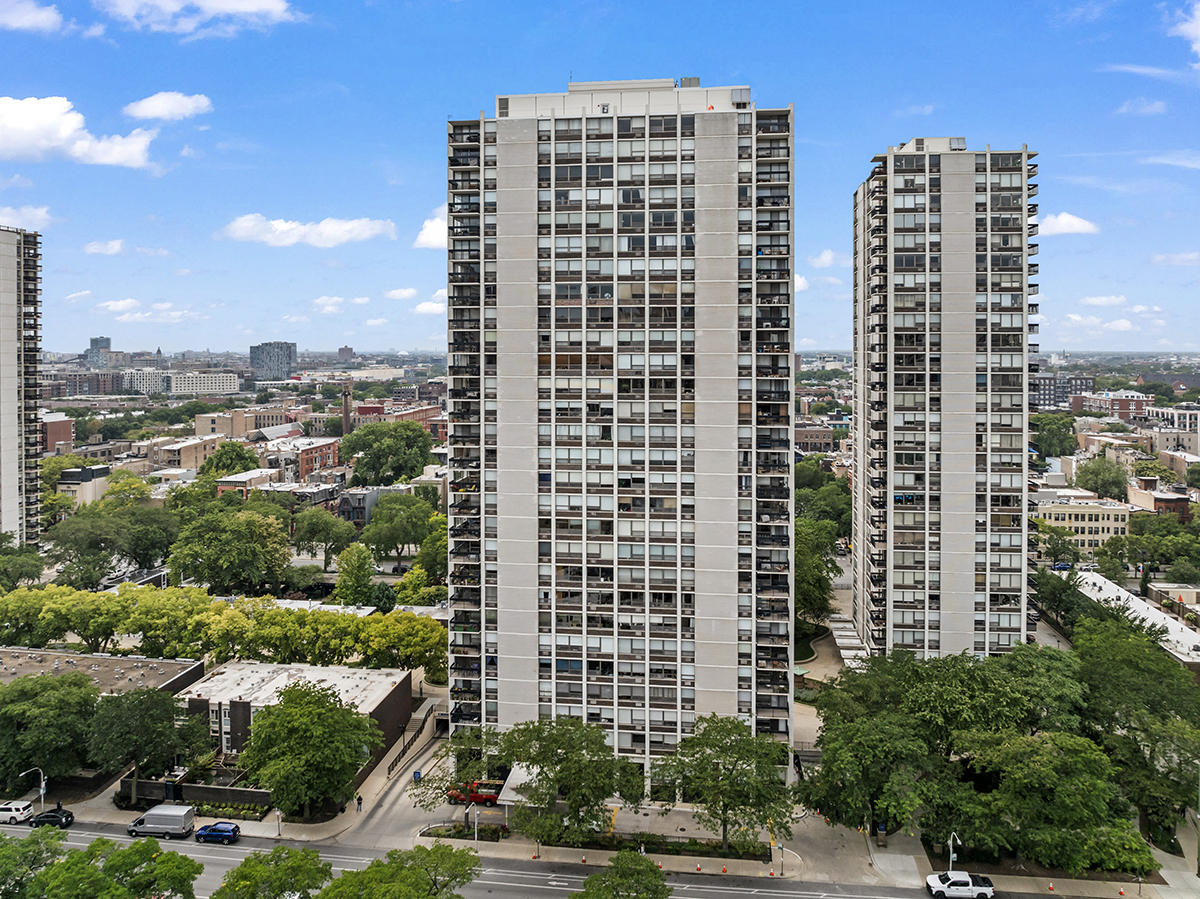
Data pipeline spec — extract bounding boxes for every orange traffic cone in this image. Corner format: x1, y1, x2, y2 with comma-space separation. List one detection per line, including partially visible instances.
581, 856, 586, 864
770, 868, 775, 876
1048, 884, 1054, 892
696, 863, 701, 872
1119, 891, 1124, 896
722, 866, 727, 874
657, 862, 662, 869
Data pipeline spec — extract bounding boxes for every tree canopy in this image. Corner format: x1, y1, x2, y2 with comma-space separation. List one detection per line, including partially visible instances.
1073, 455, 1129, 501
293, 508, 357, 571
341, 421, 434, 487
240, 680, 383, 818
197, 442, 262, 478
577, 850, 673, 899
210, 846, 332, 899
168, 509, 291, 594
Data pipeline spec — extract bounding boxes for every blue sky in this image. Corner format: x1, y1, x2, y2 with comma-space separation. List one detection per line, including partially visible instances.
1, 1, 1198, 355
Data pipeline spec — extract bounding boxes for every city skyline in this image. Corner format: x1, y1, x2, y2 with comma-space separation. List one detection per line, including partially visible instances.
0, 2, 1196, 353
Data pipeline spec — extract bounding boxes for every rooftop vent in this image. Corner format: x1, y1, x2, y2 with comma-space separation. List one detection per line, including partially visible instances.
679, 77, 700, 88
949, 137, 967, 151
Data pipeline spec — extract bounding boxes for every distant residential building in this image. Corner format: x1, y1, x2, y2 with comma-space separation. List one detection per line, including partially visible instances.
0, 226, 42, 544
338, 346, 354, 362
1070, 390, 1150, 421
1149, 402, 1200, 431
147, 435, 229, 470
1127, 476, 1192, 523
1032, 372, 1094, 408
249, 342, 298, 381
1031, 496, 1133, 556
196, 409, 254, 437
40, 412, 75, 454
76, 438, 132, 463
57, 465, 110, 507
214, 468, 284, 498
161, 372, 239, 395
260, 436, 340, 480
794, 422, 835, 454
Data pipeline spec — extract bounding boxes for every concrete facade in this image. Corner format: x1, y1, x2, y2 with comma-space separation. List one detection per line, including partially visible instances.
852, 138, 1034, 658
446, 79, 794, 759
0, 228, 41, 544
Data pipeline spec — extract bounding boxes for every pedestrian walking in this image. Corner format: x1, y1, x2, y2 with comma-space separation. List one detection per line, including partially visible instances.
356, 794, 363, 813
639, 842, 645, 857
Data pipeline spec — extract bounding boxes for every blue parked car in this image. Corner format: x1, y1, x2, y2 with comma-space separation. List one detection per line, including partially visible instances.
195, 822, 240, 844
1049, 562, 1073, 571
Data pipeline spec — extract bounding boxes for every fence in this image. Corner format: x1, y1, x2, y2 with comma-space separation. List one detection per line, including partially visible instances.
387, 699, 440, 778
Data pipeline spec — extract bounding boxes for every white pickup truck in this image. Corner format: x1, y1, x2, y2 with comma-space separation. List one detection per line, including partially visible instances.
926, 871, 995, 899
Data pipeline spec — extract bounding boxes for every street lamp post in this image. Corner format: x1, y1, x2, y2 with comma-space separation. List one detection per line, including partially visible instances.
19, 768, 44, 813
947, 832, 961, 872
466, 802, 479, 853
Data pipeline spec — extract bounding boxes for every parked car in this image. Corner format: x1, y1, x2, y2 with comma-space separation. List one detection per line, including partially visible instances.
195, 822, 240, 845
29, 809, 73, 829
1049, 561, 1072, 571
128, 803, 195, 839
926, 871, 995, 899
446, 781, 504, 807
0, 801, 33, 824
1078, 562, 1098, 572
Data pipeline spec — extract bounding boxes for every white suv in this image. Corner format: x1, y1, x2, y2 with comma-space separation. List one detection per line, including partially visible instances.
926, 871, 995, 899
0, 801, 33, 824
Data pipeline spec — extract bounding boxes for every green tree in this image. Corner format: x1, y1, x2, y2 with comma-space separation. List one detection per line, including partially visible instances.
0, 826, 67, 898
0, 588, 57, 646
1167, 557, 1200, 584
0, 532, 44, 592
577, 850, 673, 899
116, 506, 181, 570
293, 507, 358, 571
239, 680, 383, 818
39, 586, 133, 653
410, 725, 503, 812
413, 515, 448, 582
498, 716, 643, 849
89, 689, 186, 806
26, 836, 203, 899
210, 846, 333, 899
1187, 465, 1200, 490
0, 673, 98, 788
332, 543, 375, 607
341, 421, 434, 487
1095, 550, 1127, 587
315, 843, 478, 899
652, 714, 793, 851
414, 483, 443, 511
169, 510, 291, 594
793, 516, 838, 626
101, 470, 151, 509
197, 442, 262, 478
123, 585, 215, 659
1132, 459, 1179, 485
324, 417, 344, 438
1073, 456, 1128, 501
1035, 521, 1081, 565
1030, 413, 1077, 458
358, 611, 448, 680
954, 730, 1157, 876
46, 511, 124, 590
361, 494, 435, 562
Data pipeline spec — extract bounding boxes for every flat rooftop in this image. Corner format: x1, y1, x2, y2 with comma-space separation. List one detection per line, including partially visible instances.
0, 648, 202, 694
187, 661, 408, 711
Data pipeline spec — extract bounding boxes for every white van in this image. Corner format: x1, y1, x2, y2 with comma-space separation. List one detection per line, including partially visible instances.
0, 801, 32, 824
127, 804, 195, 840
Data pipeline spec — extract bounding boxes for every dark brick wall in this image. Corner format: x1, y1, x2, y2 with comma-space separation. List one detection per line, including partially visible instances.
368, 672, 412, 763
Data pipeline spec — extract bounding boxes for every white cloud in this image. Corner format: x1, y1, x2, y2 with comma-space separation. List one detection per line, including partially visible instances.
180, 145, 196, 158
136, 246, 170, 256
1168, 1, 1200, 63
794, 274, 809, 292
281, 314, 308, 323
1142, 150, 1200, 170
1105, 319, 1134, 331
1116, 97, 1167, 115
349, 296, 370, 305
894, 104, 934, 116
65, 289, 91, 301
97, 298, 140, 312
174, 268, 192, 276
1130, 305, 1163, 313
123, 91, 213, 121
81, 22, 105, 37
365, 318, 388, 327
807, 249, 850, 268
0, 1, 62, 32
1151, 252, 1200, 265
93, 0, 302, 38
221, 213, 396, 248
151, 302, 172, 310
1039, 212, 1099, 235
797, 338, 817, 347
0, 204, 51, 229
412, 203, 447, 249
0, 174, 33, 189
1079, 294, 1126, 307
116, 308, 200, 323
814, 276, 844, 286
0, 96, 157, 168
313, 296, 347, 315
413, 291, 446, 315
83, 239, 124, 255
385, 287, 417, 300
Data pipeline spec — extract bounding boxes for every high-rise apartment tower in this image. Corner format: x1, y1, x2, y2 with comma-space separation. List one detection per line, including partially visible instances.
0, 226, 42, 544
249, 341, 298, 381
446, 79, 795, 762
851, 138, 1037, 657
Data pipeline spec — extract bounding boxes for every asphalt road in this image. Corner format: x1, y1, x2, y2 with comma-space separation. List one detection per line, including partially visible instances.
0, 821, 1068, 899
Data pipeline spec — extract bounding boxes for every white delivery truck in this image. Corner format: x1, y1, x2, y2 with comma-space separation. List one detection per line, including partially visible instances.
127, 804, 195, 839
